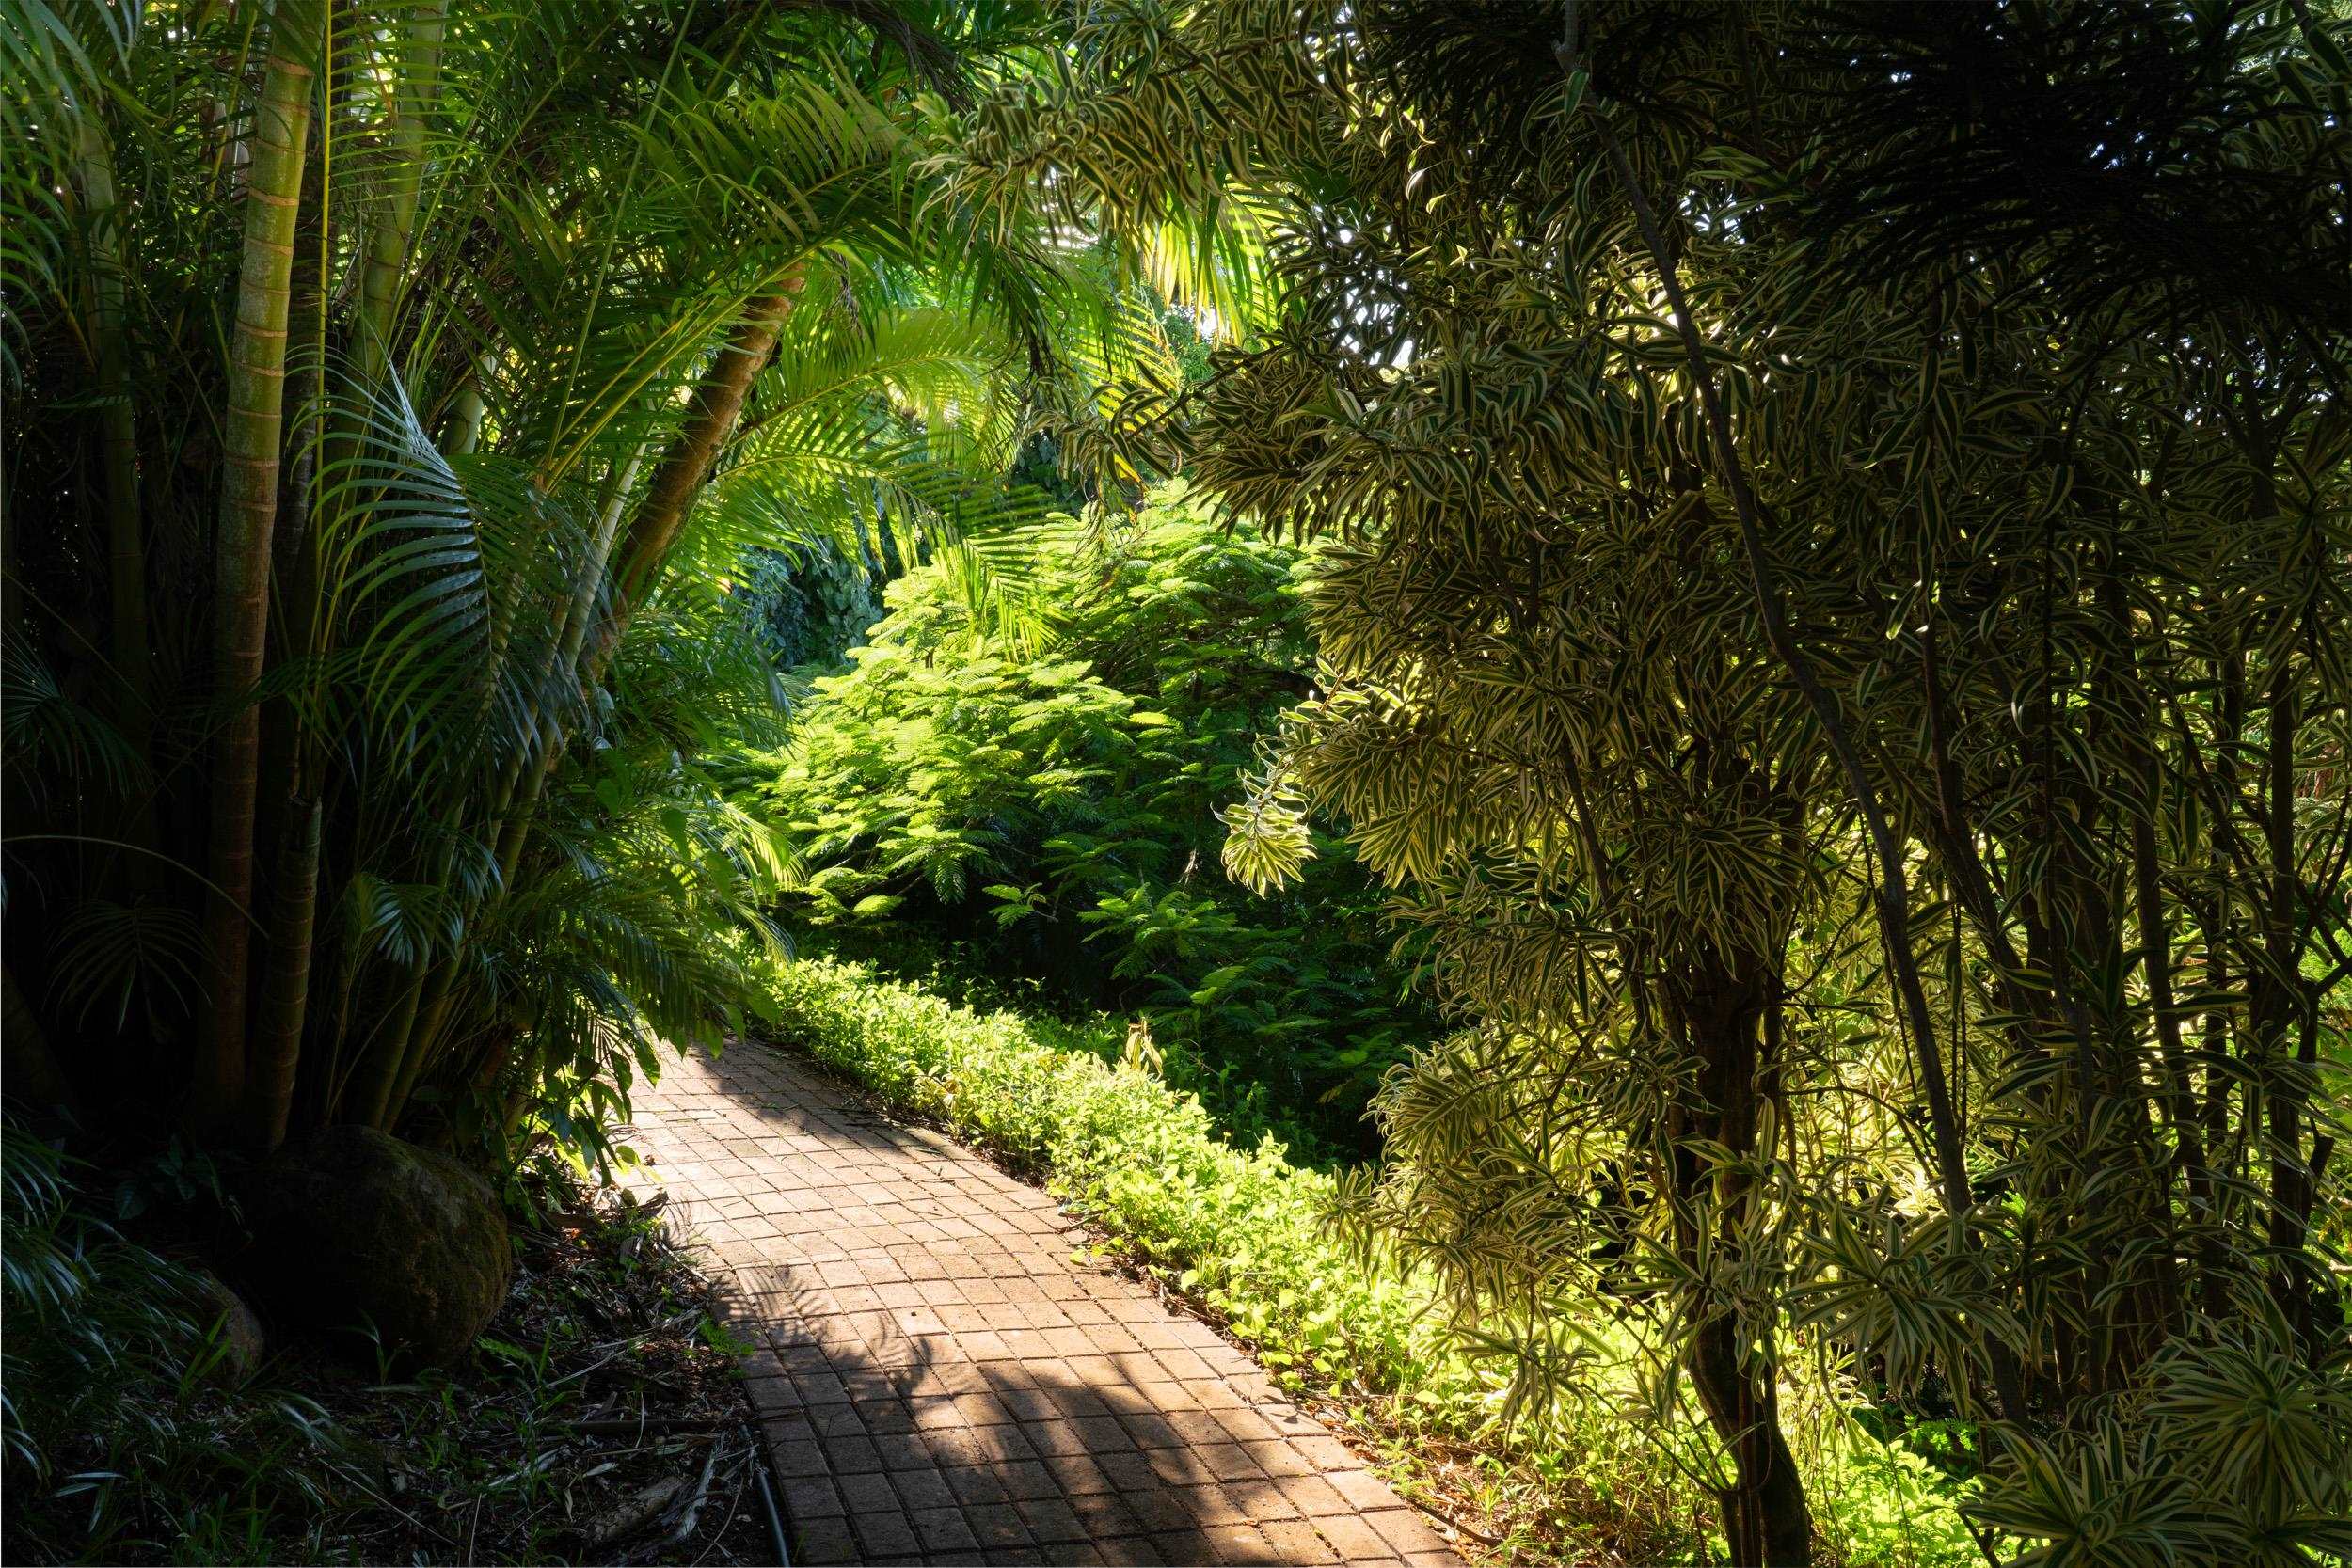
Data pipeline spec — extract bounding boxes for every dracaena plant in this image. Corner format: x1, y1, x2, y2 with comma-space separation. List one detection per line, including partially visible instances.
938, 2, 2352, 1563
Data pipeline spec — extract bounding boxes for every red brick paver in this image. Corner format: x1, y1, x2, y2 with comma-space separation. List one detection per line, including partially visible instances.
622, 1046, 1465, 1567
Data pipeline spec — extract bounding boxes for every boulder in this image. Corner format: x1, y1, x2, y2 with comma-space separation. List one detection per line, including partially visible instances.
188, 1268, 268, 1384
245, 1126, 513, 1369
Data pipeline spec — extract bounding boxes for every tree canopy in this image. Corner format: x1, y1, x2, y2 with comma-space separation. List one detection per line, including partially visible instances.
3, 0, 1168, 1157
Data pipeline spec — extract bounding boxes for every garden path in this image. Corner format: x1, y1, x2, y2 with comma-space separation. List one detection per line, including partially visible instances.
622, 1044, 1466, 1567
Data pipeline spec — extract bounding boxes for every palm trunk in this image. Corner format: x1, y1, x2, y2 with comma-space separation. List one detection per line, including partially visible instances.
247, 799, 323, 1149
354, 0, 446, 387
380, 968, 459, 1132
381, 449, 646, 1131
382, 289, 792, 1132
445, 379, 487, 454
194, 0, 323, 1134
609, 285, 799, 620
492, 450, 645, 869
348, 966, 427, 1128
249, 8, 444, 1143
75, 116, 153, 782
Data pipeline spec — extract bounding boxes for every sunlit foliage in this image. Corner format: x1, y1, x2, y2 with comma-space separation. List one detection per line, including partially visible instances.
763, 482, 1429, 1147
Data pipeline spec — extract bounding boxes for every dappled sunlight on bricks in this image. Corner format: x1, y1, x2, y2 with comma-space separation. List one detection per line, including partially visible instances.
621, 1044, 1463, 1567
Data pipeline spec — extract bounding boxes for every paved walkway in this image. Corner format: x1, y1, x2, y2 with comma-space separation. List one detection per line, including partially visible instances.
621, 1045, 1465, 1567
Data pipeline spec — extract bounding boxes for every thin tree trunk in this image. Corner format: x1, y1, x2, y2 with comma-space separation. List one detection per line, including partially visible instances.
348, 965, 426, 1128
261, 8, 447, 1140
248, 799, 323, 1149
1689, 1315, 1813, 1568
445, 379, 487, 454
194, 0, 323, 1133
610, 285, 799, 620
1666, 956, 1812, 1568
2260, 657, 2312, 1337
1565, 23, 2024, 1420
379, 971, 457, 1132
492, 450, 645, 871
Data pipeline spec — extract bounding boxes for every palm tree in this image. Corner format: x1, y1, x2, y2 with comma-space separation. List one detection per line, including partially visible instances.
1, 0, 1148, 1166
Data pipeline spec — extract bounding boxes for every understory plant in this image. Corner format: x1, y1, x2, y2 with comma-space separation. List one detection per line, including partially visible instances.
0, 1121, 349, 1563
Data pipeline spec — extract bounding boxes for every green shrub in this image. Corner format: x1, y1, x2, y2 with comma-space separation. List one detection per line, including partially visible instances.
762, 481, 1430, 1149
1, 1124, 349, 1563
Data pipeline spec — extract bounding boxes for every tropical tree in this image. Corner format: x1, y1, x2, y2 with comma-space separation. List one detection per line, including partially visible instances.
1, 0, 1134, 1165
946, 2, 2352, 1562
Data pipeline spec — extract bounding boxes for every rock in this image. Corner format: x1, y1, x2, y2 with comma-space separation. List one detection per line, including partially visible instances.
188, 1269, 267, 1384
245, 1126, 513, 1370
573, 1474, 692, 1551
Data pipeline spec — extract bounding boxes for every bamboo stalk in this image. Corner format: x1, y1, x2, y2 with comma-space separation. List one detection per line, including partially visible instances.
195, 0, 324, 1133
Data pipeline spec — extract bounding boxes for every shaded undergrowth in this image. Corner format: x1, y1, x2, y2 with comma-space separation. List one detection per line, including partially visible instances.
2, 1129, 776, 1566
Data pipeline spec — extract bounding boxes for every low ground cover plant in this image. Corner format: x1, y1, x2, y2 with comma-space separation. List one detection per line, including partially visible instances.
754, 953, 1987, 1566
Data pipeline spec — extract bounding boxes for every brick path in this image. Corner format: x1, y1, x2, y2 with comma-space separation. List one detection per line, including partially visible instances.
621, 1045, 1466, 1566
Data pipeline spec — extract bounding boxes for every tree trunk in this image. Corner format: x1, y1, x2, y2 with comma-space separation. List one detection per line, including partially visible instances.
1581, 93, 2025, 1423
2259, 658, 2313, 1338
347, 966, 427, 1129
610, 285, 799, 620
194, 0, 323, 1133
384, 286, 793, 1132
1690, 1314, 1813, 1568
1668, 955, 1813, 1568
